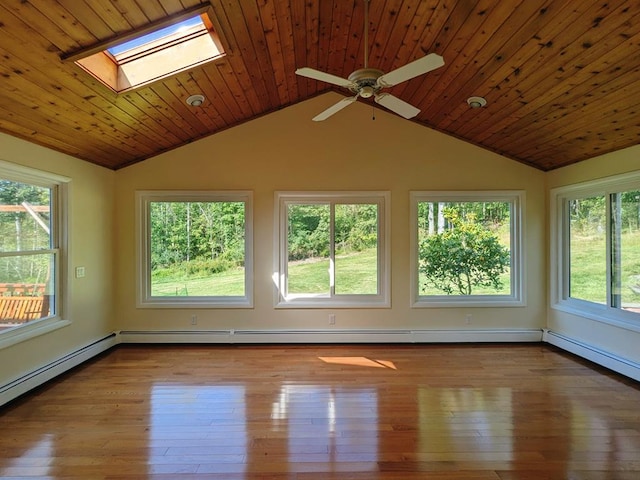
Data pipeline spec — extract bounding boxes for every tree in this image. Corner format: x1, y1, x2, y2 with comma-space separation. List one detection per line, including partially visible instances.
419, 208, 510, 295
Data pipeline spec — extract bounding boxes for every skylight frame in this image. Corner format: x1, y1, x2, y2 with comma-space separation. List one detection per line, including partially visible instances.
63, 6, 226, 94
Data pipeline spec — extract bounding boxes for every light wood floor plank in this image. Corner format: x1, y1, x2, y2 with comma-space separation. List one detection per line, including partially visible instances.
1, 344, 639, 479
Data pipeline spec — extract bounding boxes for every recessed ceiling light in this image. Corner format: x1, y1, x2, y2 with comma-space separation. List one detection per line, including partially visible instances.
186, 94, 205, 107
467, 96, 487, 108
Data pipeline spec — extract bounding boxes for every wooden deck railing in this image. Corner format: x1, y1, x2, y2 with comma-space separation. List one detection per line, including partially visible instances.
0, 283, 49, 327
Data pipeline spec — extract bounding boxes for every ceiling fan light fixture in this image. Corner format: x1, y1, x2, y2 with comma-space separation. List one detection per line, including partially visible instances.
467, 96, 487, 108
186, 94, 205, 107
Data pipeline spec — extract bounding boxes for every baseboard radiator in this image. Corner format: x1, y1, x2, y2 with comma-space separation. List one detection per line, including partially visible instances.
3, 328, 638, 407
0, 333, 118, 407
118, 328, 544, 344
543, 329, 640, 382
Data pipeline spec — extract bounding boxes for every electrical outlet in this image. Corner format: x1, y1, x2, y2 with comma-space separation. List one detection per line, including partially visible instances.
465, 314, 472, 325
191, 315, 197, 325
329, 314, 336, 325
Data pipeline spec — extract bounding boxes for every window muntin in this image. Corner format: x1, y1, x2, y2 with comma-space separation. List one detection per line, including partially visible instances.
275, 192, 389, 308
137, 191, 253, 308
552, 172, 640, 325
0, 164, 67, 336
411, 191, 524, 307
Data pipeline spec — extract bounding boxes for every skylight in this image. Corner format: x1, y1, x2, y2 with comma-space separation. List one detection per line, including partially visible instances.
107, 17, 205, 59
66, 9, 225, 93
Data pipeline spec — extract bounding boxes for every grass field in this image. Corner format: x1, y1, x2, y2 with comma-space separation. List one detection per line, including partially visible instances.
151, 248, 378, 296
570, 231, 640, 306
151, 235, 640, 305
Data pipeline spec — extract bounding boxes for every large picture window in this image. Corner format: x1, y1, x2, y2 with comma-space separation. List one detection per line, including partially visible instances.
274, 192, 390, 307
411, 191, 524, 307
137, 191, 253, 308
551, 172, 640, 324
0, 160, 68, 341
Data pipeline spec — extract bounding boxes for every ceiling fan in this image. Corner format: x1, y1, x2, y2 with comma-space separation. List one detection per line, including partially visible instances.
295, 0, 444, 121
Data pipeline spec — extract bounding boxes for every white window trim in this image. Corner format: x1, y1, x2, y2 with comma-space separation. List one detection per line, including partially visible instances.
550, 170, 640, 331
410, 190, 525, 308
136, 190, 253, 308
0, 159, 71, 350
274, 191, 390, 308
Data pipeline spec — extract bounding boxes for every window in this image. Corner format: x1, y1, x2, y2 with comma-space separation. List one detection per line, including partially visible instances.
65, 7, 225, 93
411, 191, 524, 307
551, 171, 640, 325
0, 160, 68, 341
137, 191, 253, 308
274, 192, 390, 307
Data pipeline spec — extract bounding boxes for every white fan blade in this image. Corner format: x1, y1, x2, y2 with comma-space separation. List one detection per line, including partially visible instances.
312, 96, 358, 121
295, 67, 354, 88
374, 93, 420, 119
377, 53, 444, 88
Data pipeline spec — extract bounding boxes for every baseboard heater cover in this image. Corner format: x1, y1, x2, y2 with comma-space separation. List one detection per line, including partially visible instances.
0, 333, 118, 407
118, 328, 543, 344
543, 328, 640, 382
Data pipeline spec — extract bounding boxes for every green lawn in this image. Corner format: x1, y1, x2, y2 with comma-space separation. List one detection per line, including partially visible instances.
152, 267, 245, 296
151, 234, 640, 305
151, 248, 379, 296
570, 231, 640, 306
287, 249, 378, 295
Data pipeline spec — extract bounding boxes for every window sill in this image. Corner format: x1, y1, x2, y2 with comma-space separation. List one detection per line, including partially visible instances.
552, 301, 640, 334
275, 298, 390, 309
137, 297, 253, 309
0, 318, 72, 350
412, 296, 525, 308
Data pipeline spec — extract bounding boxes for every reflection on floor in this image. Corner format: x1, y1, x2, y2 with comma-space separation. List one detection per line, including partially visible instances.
1, 344, 639, 479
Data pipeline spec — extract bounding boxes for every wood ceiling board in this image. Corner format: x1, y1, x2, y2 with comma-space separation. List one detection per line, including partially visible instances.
0, 0, 637, 170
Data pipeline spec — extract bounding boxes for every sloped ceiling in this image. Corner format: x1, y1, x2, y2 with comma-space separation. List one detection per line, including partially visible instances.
0, 0, 638, 170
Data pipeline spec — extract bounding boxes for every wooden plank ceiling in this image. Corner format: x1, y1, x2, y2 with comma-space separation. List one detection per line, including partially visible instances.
0, 0, 638, 171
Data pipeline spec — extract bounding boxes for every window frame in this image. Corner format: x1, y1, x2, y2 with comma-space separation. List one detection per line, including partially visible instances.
274, 191, 390, 308
0, 160, 70, 349
550, 171, 640, 331
410, 190, 525, 308
136, 190, 253, 309
65, 6, 226, 93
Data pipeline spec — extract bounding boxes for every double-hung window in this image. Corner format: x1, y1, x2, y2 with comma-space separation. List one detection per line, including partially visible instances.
137, 191, 253, 308
551, 171, 640, 325
410, 191, 524, 307
274, 192, 390, 307
0, 160, 68, 342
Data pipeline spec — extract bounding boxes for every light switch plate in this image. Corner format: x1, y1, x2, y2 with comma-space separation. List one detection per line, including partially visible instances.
75, 266, 86, 278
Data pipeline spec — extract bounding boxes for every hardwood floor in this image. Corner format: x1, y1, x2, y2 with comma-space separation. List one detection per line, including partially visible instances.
1, 344, 639, 479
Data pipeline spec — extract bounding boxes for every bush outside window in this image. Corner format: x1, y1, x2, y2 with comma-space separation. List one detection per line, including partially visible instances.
411, 191, 524, 307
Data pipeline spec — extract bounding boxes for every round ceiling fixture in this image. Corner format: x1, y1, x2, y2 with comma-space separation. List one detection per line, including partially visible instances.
467, 96, 487, 108
186, 94, 205, 107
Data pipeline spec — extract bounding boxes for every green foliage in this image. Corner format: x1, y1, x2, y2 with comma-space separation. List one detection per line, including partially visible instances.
0, 179, 52, 284
287, 204, 330, 261
150, 201, 245, 271
419, 208, 510, 295
287, 203, 378, 261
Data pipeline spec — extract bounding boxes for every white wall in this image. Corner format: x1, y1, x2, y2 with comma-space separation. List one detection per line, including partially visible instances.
114, 93, 547, 339
546, 144, 640, 367
0, 133, 116, 391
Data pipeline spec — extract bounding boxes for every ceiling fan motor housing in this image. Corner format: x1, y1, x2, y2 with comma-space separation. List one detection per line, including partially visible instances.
348, 68, 384, 98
